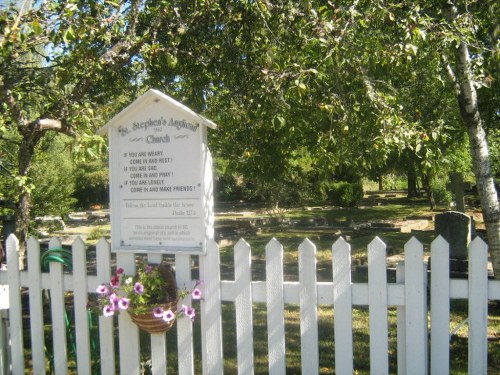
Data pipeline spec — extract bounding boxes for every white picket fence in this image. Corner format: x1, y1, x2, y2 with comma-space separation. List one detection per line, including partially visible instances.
0, 233, 499, 374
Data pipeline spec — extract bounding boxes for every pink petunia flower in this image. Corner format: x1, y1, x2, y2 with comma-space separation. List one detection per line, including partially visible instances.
184, 306, 196, 321
134, 282, 144, 294
163, 309, 175, 322
116, 267, 124, 275
118, 298, 130, 310
153, 307, 164, 318
191, 288, 202, 300
103, 305, 115, 317
96, 284, 109, 295
109, 293, 120, 308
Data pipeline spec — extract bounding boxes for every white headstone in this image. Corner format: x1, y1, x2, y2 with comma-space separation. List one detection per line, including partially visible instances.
98, 89, 216, 254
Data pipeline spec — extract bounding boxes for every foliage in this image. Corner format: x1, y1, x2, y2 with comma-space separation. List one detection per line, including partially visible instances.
72, 160, 109, 209
87, 226, 110, 242
30, 134, 76, 217
1, 0, 498, 256
324, 181, 364, 208
488, 129, 500, 181
92, 262, 202, 321
431, 180, 453, 206
0, 0, 181, 243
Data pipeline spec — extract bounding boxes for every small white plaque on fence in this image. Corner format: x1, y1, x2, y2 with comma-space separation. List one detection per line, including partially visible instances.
98, 89, 216, 253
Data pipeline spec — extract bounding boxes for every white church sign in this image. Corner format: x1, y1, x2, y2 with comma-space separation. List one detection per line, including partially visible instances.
98, 89, 216, 253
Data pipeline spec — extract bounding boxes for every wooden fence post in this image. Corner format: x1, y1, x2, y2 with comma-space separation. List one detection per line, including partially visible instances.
175, 253, 195, 375
332, 237, 353, 374
468, 237, 488, 375
234, 238, 254, 375
95, 238, 115, 375
430, 235, 450, 374
368, 237, 389, 374
116, 252, 141, 374
27, 236, 45, 374
266, 238, 286, 375
299, 238, 318, 374
404, 237, 427, 375
6, 235, 23, 375
48, 237, 68, 375
73, 237, 92, 374
199, 239, 224, 374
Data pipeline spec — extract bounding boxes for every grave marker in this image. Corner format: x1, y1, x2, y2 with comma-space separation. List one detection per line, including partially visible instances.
98, 89, 216, 254
434, 211, 473, 260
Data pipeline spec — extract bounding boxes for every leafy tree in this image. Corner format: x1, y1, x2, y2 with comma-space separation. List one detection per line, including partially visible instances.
169, 0, 500, 274
0, 0, 180, 246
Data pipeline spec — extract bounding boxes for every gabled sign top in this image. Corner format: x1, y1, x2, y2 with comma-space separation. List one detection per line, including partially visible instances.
97, 88, 216, 135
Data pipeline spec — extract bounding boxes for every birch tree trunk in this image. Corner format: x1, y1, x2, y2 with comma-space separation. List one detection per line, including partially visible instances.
446, 5, 500, 278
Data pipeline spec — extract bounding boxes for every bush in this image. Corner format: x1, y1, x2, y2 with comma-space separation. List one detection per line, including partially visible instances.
324, 181, 364, 207
432, 182, 453, 206
31, 135, 77, 218
73, 160, 109, 209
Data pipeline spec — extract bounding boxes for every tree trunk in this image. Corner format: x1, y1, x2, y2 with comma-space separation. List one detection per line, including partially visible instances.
422, 173, 436, 210
14, 129, 41, 258
407, 167, 418, 198
450, 18, 500, 278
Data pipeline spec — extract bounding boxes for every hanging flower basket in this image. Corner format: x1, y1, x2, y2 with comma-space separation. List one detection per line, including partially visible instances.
129, 300, 178, 334
128, 264, 178, 334
91, 261, 202, 335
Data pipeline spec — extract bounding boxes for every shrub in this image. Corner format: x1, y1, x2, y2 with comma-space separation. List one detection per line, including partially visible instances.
432, 182, 453, 206
31, 135, 77, 218
324, 181, 364, 207
73, 160, 109, 209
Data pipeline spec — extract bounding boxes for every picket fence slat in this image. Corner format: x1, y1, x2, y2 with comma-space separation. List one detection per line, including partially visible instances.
146, 253, 168, 375
176, 253, 194, 375
430, 235, 450, 375
299, 239, 319, 375
6, 235, 24, 375
234, 238, 254, 375
1, 234, 499, 375
117, 252, 141, 374
404, 237, 427, 375
368, 236, 389, 375
96, 238, 115, 375
199, 240, 224, 375
265, 238, 286, 375
396, 263, 406, 375
468, 237, 488, 375
73, 237, 92, 375
332, 237, 354, 374
48, 238, 68, 375
27, 237, 46, 374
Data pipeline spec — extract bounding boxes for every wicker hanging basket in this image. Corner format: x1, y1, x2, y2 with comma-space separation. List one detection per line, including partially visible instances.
128, 263, 178, 334
129, 300, 177, 334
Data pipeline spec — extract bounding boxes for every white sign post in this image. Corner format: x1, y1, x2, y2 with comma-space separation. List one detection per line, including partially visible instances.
98, 89, 216, 254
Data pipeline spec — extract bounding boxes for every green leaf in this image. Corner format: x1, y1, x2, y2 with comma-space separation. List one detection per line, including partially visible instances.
32, 20, 43, 36
63, 27, 76, 43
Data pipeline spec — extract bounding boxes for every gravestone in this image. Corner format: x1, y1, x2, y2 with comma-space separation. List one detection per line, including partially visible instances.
434, 211, 474, 260
98, 89, 216, 254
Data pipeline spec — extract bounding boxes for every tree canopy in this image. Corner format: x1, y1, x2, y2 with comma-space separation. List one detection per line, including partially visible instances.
1, 0, 498, 273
